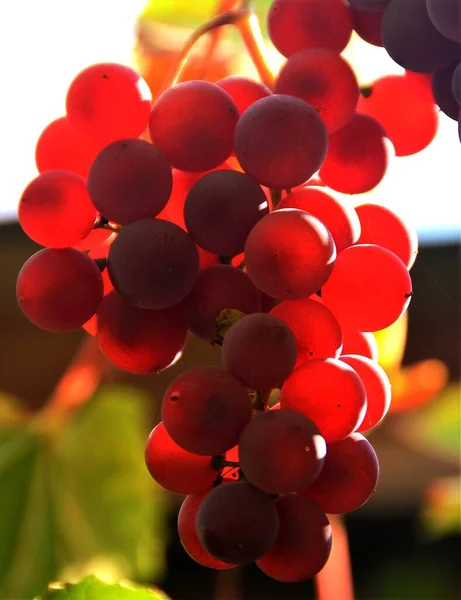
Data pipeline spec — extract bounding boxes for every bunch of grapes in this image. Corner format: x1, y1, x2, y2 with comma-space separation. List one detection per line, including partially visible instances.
15, 0, 459, 584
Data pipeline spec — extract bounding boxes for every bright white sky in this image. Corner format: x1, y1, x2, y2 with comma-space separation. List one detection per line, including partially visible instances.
0, 0, 459, 245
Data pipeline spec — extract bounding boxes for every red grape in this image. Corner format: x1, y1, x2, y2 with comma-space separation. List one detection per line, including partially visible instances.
149, 81, 238, 172
432, 62, 460, 121
238, 408, 326, 494
234, 95, 328, 189
271, 297, 343, 366
381, 0, 460, 73
74, 228, 114, 252
18, 170, 96, 248
357, 75, 438, 157
319, 114, 389, 194
452, 63, 461, 105
17, 248, 103, 331
96, 291, 187, 374
184, 170, 269, 255
351, 6, 384, 47
267, 0, 353, 57
340, 354, 391, 432
300, 433, 379, 513
341, 329, 378, 361
355, 202, 418, 269
178, 494, 233, 569
216, 76, 271, 114
107, 218, 199, 309
161, 367, 252, 456
274, 48, 359, 133
244, 209, 336, 300
322, 244, 413, 332
281, 358, 367, 442
35, 116, 103, 178
181, 265, 261, 342
87, 139, 172, 225
196, 481, 279, 565
256, 494, 332, 582
348, 0, 389, 10
222, 313, 297, 390
145, 423, 216, 495
277, 186, 361, 253
427, 0, 461, 43
66, 63, 152, 144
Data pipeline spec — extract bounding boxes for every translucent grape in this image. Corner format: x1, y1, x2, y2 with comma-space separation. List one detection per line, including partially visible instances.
149, 81, 238, 172
256, 494, 332, 582
96, 291, 187, 374
196, 481, 279, 565
178, 494, 233, 569
239, 408, 326, 494
341, 329, 379, 361
66, 63, 152, 144
17, 248, 103, 331
271, 297, 343, 366
300, 433, 379, 513
381, 0, 460, 73
351, 6, 384, 47
216, 76, 272, 114
427, 0, 461, 43
18, 170, 96, 248
74, 228, 114, 252
274, 48, 359, 133
107, 218, 199, 309
145, 423, 216, 495
184, 170, 269, 255
357, 75, 438, 157
244, 209, 336, 300
277, 186, 361, 253
322, 244, 413, 332
157, 169, 200, 230
222, 313, 297, 390
35, 116, 103, 178
340, 354, 391, 431
87, 139, 172, 225
267, 0, 353, 57
432, 62, 460, 121
355, 203, 418, 269
161, 367, 252, 455
281, 358, 367, 442
181, 265, 261, 342
319, 114, 388, 194
234, 95, 328, 189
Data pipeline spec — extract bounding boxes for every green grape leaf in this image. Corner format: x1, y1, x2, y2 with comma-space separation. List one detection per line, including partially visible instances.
0, 386, 166, 599
41, 575, 170, 600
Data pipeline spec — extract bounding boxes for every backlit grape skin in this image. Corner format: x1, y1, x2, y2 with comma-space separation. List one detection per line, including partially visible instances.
149, 81, 239, 172
161, 366, 252, 456
196, 481, 279, 565
256, 494, 332, 582
107, 218, 199, 310
17, 248, 103, 332
244, 209, 336, 301
145, 423, 216, 495
18, 170, 97, 248
216, 76, 272, 114
234, 95, 328, 190
281, 358, 367, 442
96, 291, 188, 374
238, 408, 327, 494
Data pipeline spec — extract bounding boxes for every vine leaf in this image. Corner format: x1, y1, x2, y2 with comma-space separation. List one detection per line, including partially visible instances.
41, 575, 170, 600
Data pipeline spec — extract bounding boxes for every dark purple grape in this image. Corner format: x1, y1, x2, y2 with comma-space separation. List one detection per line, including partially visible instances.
107, 218, 199, 309
161, 366, 252, 456
181, 265, 261, 341
196, 482, 279, 565
256, 494, 332, 582
382, 0, 460, 73
432, 62, 460, 120
184, 170, 269, 255
427, 0, 461, 43
452, 62, 461, 104
349, 0, 390, 9
87, 138, 172, 225
238, 408, 327, 494
222, 313, 297, 390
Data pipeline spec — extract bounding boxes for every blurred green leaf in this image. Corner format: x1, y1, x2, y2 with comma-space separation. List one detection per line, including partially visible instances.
41, 575, 170, 600
0, 386, 166, 599
421, 476, 461, 540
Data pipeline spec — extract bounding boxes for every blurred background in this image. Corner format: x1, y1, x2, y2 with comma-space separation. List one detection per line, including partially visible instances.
0, 1, 459, 599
